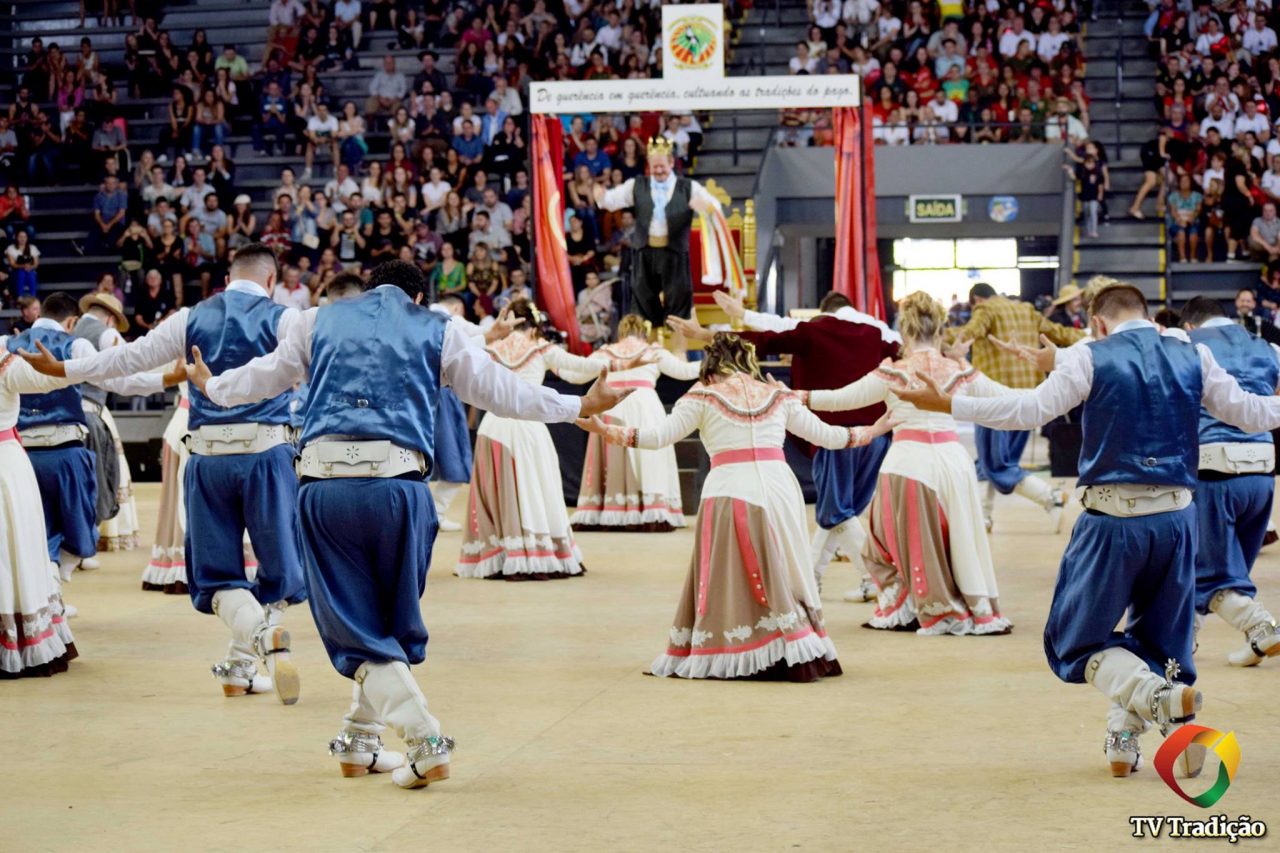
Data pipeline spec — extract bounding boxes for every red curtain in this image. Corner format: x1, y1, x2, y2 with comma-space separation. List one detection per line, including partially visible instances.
832, 107, 884, 320
531, 116, 585, 354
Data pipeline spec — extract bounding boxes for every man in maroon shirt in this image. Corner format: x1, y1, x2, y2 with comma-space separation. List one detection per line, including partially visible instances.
670, 291, 900, 602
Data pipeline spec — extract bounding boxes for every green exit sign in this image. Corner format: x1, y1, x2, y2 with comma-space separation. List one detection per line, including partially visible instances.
908, 195, 962, 223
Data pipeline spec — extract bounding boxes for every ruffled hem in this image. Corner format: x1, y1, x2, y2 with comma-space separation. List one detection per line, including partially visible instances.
455, 548, 585, 581
141, 547, 189, 594
0, 612, 78, 678
648, 632, 840, 682
867, 585, 920, 631
570, 506, 687, 530
916, 613, 1013, 636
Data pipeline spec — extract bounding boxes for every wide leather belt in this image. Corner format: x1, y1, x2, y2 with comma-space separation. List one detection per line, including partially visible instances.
297, 440, 425, 478
81, 400, 103, 416
186, 423, 293, 456
1082, 484, 1192, 518
1199, 442, 1275, 475
18, 423, 88, 447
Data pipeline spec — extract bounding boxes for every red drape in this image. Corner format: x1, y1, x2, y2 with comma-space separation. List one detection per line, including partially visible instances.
832, 107, 884, 320
531, 116, 585, 353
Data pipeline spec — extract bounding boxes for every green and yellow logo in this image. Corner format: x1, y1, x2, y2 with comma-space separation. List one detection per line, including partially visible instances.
669, 16, 718, 70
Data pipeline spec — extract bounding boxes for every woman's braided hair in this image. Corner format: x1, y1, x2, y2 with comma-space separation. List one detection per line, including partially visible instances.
700, 333, 763, 384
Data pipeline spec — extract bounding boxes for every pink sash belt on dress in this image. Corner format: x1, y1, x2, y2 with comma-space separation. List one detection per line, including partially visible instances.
0, 426, 19, 443
179, 397, 191, 409
894, 429, 959, 445
607, 380, 656, 390
710, 447, 786, 468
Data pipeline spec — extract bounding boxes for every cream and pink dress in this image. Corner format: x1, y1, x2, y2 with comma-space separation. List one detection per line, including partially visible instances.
456, 333, 603, 580
809, 348, 1013, 636
571, 337, 700, 531
606, 373, 876, 681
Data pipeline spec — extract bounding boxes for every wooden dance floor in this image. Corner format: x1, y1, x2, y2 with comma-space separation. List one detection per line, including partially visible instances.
6, 477, 1279, 851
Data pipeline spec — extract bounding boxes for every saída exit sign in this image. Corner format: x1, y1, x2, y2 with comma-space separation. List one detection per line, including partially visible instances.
908, 194, 963, 223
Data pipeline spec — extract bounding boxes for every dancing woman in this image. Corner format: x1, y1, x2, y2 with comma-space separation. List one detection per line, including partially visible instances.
0, 349, 78, 677
457, 298, 642, 580
580, 334, 895, 681
800, 292, 1014, 636
572, 314, 701, 532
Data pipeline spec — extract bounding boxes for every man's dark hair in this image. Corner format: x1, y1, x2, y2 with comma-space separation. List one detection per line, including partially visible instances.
968, 282, 997, 301
818, 291, 853, 313
1237, 286, 1257, 299
1090, 284, 1148, 319
325, 270, 367, 300
228, 243, 281, 281
1180, 295, 1227, 327
41, 291, 80, 322
368, 260, 425, 300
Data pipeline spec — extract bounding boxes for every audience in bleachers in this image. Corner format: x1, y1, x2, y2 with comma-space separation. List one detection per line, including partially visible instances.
1, 0, 736, 328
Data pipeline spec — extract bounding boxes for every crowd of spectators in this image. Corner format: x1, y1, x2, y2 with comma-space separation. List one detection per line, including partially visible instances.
1137, 0, 1280, 268
781, 0, 1092, 148
1, 0, 727, 332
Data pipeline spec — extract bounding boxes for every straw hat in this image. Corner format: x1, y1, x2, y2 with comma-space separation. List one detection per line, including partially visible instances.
1051, 284, 1083, 307
79, 292, 130, 333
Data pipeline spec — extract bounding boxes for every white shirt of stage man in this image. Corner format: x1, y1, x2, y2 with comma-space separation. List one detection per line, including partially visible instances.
595, 150, 721, 243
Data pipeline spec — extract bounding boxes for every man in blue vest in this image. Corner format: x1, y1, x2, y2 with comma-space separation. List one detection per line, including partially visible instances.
20, 245, 309, 707
1181, 296, 1280, 667
897, 284, 1280, 781
3, 292, 172, 589
186, 260, 631, 790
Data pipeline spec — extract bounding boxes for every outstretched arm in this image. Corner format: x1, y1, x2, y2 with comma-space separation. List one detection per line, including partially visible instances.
543, 344, 607, 384
654, 349, 702, 381
0, 352, 77, 395
808, 372, 890, 411
950, 344, 1091, 428
786, 397, 896, 449
445, 327, 627, 420
24, 309, 190, 382
581, 396, 703, 449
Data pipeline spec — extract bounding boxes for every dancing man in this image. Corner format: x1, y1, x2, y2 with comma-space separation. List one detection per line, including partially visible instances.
593, 137, 721, 326
900, 284, 1280, 780
1180, 296, 1280, 666
3, 293, 173, 587
946, 283, 1084, 531
187, 261, 630, 789
668, 290, 900, 602
21, 246, 309, 706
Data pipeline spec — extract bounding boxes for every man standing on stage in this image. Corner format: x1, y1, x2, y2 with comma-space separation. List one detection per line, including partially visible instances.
593, 137, 720, 326
21, 245, 309, 707
947, 282, 1085, 531
668, 289, 900, 603
187, 261, 630, 789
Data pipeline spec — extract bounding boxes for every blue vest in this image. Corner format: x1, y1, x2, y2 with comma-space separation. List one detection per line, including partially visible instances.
185, 290, 293, 429
303, 287, 447, 471
10, 326, 86, 429
1078, 327, 1202, 489
1189, 323, 1278, 445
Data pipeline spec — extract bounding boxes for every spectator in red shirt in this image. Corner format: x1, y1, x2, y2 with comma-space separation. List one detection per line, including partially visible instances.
0, 184, 32, 240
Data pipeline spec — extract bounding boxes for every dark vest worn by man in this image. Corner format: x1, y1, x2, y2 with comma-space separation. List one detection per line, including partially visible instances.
631, 177, 693, 250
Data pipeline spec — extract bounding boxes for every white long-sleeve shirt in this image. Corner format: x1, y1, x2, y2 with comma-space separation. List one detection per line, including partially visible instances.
952, 319, 1280, 433
4, 317, 164, 397
598, 176, 720, 241
61, 280, 302, 391
741, 305, 903, 345
205, 286, 582, 428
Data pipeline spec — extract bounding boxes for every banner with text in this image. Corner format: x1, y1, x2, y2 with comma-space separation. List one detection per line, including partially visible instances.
529, 76, 861, 114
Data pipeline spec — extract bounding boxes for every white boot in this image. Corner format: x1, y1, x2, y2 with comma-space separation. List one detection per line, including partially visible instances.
1210, 589, 1280, 667
981, 482, 995, 532
825, 520, 873, 602
78, 556, 101, 571
213, 589, 299, 705
329, 680, 406, 777
264, 600, 288, 628
1013, 476, 1064, 533
810, 526, 837, 594
58, 550, 79, 583
1104, 702, 1148, 778
358, 661, 453, 790
431, 482, 464, 532
1087, 649, 1203, 778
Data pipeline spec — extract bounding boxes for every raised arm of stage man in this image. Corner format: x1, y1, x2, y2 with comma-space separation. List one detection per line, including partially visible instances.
197, 296, 631, 421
